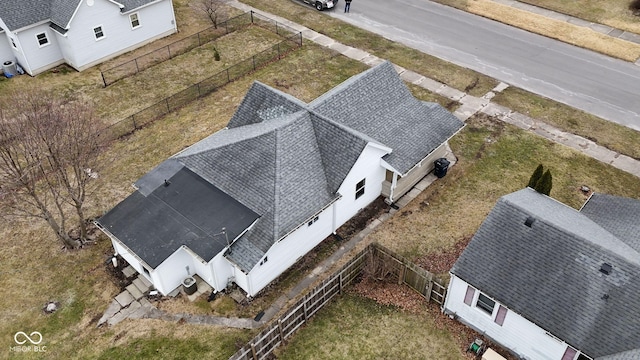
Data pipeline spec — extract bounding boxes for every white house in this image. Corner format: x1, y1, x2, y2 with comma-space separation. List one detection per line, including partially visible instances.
444, 188, 640, 360
96, 61, 465, 298
0, 0, 176, 76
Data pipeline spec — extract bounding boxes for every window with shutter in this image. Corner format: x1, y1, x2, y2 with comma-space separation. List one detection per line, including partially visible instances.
464, 285, 475, 306
495, 305, 507, 325
562, 347, 577, 360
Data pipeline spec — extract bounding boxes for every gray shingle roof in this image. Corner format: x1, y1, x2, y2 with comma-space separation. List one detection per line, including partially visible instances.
1, 0, 158, 31
451, 188, 640, 358
581, 193, 640, 253
310, 61, 464, 175
102, 61, 462, 275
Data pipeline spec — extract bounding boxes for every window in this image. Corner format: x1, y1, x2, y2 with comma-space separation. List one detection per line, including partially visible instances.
494, 305, 507, 325
36, 32, 49, 47
259, 256, 268, 266
561, 347, 577, 360
355, 178, 366, 199
93, 26, 104, 40
476, 293, 495, 315
307, 216, 319, 226
130, 13, 140, 28
463, 285, 475, 306
142, 266, 150, 277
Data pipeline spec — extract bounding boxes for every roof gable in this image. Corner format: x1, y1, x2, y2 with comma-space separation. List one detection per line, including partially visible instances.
310, 61, 464, 174
452, 188, 640, 358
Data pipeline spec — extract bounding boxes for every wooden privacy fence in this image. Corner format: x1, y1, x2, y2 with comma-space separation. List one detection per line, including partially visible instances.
229, 243, 447, 360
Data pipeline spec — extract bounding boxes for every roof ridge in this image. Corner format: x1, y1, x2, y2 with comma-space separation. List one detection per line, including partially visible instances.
504, 189, 640, 266
272, 125, 282, 242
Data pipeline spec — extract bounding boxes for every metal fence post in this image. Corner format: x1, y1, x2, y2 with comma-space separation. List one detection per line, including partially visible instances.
131, 115, 137, 130
226, 68, 230, 83
135, 59, 140, 73
198, 32, 201, 46
101, 72, 107, 87
250, 10, 254, 24
275, 22, 279, 36
252, 56, 256, 71
278, 43, 281, 60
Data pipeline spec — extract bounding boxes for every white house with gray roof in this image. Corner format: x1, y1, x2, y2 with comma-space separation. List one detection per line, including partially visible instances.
0, 0, 176, 75
444, 188, 640, 360
97, 61, 464, 297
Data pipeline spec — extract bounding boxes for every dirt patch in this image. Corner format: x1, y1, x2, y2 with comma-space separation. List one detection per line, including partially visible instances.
336, 197, 390, 239
414, 235, 472, 274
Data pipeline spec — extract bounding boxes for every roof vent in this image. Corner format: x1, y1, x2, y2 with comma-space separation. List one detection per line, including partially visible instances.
524, 216, 535, 228
600, 263, 612, 275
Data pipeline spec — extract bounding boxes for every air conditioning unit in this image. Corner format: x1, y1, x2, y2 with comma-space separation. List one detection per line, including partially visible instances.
482, 348, 507, 360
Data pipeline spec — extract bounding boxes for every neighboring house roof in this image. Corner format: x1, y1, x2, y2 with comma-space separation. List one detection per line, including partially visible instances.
310, 62, 464, 175
1, 0, 157, 31
98, 61, 463, 274
451, 187, 640, 358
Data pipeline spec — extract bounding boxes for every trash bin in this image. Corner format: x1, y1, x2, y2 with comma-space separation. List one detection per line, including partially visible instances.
434, 158, 450, 178
182, 276, 197, 295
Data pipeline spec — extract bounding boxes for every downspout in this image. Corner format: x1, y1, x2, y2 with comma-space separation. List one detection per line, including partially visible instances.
332, 201, 338, 234
389, 171, 398, 203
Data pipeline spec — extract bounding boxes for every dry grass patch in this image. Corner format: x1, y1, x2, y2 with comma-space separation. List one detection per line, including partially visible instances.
274, 294, 465, 360
492, 87, 640, 160
518, 0, 640, 34
465, 0, 640, 61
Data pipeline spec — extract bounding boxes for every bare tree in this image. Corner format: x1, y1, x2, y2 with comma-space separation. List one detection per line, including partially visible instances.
0, 88, 106, 248
193, 0, 228, 28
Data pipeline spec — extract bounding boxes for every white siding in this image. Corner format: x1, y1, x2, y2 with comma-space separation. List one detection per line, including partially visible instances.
13, 24, 64, 75
334, 143, 389, 227
444, 275, 575, 360
243, 203, 336, 297
62, 0, 176, 70
0, 30, 14, 64
153, 247, 195, 295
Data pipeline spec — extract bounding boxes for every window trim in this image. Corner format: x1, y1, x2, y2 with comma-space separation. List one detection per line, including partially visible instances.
475, 293, 496, 315
355, 178, 366, 199
129, 13, 141, 29
36, 31, 49, 47
93, 25, 105, 40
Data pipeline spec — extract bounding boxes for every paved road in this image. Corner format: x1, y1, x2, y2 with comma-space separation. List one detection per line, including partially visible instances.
329, 0, 640, 131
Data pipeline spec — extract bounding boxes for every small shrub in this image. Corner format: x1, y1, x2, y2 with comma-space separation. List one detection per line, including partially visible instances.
630, 0, 640, 15
213, 47, 221, 61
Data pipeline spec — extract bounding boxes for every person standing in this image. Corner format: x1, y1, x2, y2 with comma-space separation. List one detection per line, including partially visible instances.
344, 0, 352, 13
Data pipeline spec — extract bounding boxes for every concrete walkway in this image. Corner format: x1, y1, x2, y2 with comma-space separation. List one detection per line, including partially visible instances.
97, 1, 640, 328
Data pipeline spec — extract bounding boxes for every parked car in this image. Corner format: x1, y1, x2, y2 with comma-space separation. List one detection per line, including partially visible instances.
298, 0, 337, 11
